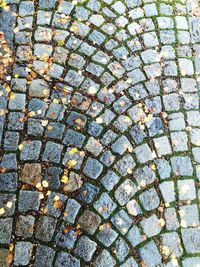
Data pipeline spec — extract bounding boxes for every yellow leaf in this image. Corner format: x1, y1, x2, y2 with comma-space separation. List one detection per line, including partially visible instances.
99, 225, 103, 231
18, 144, 23, 151
0, 208, 5, 215
57, 40, 65, 46
67, 160, 77, 168
61, 175, 69, 184
9, 92, 16, 100
69, 148, 78, 155
14, 74, 20, 78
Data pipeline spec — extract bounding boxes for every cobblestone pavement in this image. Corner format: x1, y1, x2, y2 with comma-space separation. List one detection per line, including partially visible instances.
1, 0, 200, 266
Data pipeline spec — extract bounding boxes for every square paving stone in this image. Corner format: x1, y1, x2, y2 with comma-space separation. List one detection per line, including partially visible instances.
39, 0, 56, 9
113, 115, 132, 133
0, 218, 13, 244
171, 156, 193, 176
35, 215, 57, 242
126, 199, 142, 216
145, 117, 163, 137
111, 210, 132, 235
139, 241, 162, 267
97, 224, 118, 247
126, 225, 142, 247
65, 70, 84, 87
183, 93, 199, 110
190, 128, 200, 146
154, 136, 172, 157
163, 93, 180, 111
86, 63, 104, 77
85, 137, 103, 156
42, 141, 63, 163
155, 159, 171, 179
161, 232, 183, 258
19, 1, 35, 16
37, 10, 52, 25
140, 214, 162, 238
45, 122, 65, 140
113, 238, 129, 263
101, 171, 120, 191
66, 111, 87, 128
83, 157, 103, 179
0, 193, 16, 217
15, 215, 35, 238
171, 131, 188, 152
192, 147, 200, 163
28, 98, 48, 118
89, 30, 106, 45
101, 130, 117, 146
168, 112, 185, 131
115, 179, 138, 206
78, 182, 99, 203
0, 173, 18, 192
114, 154, 136, 176
100, 150, 115, 167
134, 166, 156, 188
178, 179, 196, 201
0, 249, 9, 267
0, 153, 17, 170
187, 111, 200, 126
20, 140, 42, 161
63, 129, 85, 148
14, 242, 33, 266
94, 250, 116, 267
159, 181, 175, 203
164, 207, 179, 231
121, 257, 138, 267
87, 121, 103, 137
179, 58, 194, 76
34, 245, 55, 267
78, 210, 101, 235
55, 223, 77, 250
179, 204, 199, 227
29, 79, 50, 98
8, 93, 26, 110
113, 96, 131, 114
45, 192, 67, 218
20, 163, 42, 186
63, 199, 81, 224
55, 252, 80, 267
68, 53, 85, 69
44, 166, 62, 190
94, 192, 117, 219
130, 125, 146, 144
75, 236, 97, 262
8, 112, 24, 130
4, 131, 19, 151
18, 190, 41, 212
46, 103, 66, 121
134, 144, 154, 164
181, 228, 200, 254
63, 148, 84, 170
111, 135, 132, 155
27, 119, 44, 137
139, 188, 160, 211
182, 257, 200, 267
63, 171, 82, 193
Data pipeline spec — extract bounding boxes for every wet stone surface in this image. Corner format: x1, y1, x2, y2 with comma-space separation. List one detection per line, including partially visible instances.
1, 0, 200, 266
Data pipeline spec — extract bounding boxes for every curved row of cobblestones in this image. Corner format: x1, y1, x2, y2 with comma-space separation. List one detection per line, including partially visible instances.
1, 0, 200, 266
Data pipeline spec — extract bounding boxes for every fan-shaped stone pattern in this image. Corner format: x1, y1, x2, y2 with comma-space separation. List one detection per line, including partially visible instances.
1, 0, 200, 266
